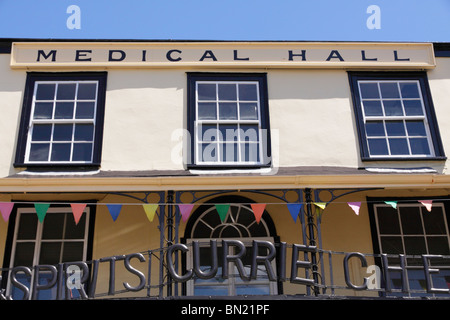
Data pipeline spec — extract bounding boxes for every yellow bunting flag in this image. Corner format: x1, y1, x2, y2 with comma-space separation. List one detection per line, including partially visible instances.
143, 204, 159, 222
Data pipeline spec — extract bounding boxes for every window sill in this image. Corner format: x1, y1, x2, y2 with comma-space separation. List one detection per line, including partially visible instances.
361, 156, 447, 162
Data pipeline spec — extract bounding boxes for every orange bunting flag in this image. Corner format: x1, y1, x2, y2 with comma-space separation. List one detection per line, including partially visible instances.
178, 204, 194, 222
70, 203, 87, 225
251, 204, 266, 224
419, 200, 432, 212
143, 204, 158, 222
347, 202, 361, 216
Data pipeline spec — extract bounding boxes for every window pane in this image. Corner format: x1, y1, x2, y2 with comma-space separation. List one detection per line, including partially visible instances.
423, 207, 446, 234
404, 237, 427, 255
409, 138, 430, 155
200, 143, 217, 162
17, 213, 38, 240
194, 286, 228, 296
219, 124, 238, 142
39, 242, 62, 265
62, 242, 84, 262
65, 213, 86, 239
74, 124, 94, 141
42, 213, 65, 239
221, 143, 238, 162
400, 82, 420, 98
53, 124, 73, 141
218, 83, 237, 100
406, 121, 426, 136
403, 100, 424, 116
77, 83, 97, 100
198, 102, 217, 120
199, 124, 217, 142
240, 102, 258, 120
400, 206, 423, 234
56, 83, 76, 100
380, 236, 403, 254
13, 242, 35, 267
240, 125, 259, 142
380, 82, 400, 98
218, 102, 238, 120
389, 138, 409, 155
376, 206, 400, 234
368, 138, 388, 155
198, 83, 216, 100
386, 121, 406, 136
241, 143, 259, 162
75, 102, 96, 119
359, 82, 379, 99
29, 144, 50, 161
55, 102, 74, 119
33, 102, 53, 119
238, 84, 258, 101
36, 83, 55, 100
363, 100, 383, 116
383, 100, 403, 116
51, 143, 71, 161
72, 143, 93, 162
32, 124, 52, 141
427, 237, 450, 255
365, 121, 385, 137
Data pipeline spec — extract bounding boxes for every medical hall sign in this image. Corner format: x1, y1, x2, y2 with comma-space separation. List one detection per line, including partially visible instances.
10, 42, 435, 69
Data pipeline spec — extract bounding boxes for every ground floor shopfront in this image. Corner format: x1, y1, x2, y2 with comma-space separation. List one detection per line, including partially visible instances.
0, 171, 449, 300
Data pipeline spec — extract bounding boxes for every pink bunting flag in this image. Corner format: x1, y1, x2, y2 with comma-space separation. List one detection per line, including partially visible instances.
0, 202, 14, 222
251, 204, 266, 224
419, 200, 433, 212
347, 202, 361, 216
70, 203, 87, 225
178, 204, 194, 222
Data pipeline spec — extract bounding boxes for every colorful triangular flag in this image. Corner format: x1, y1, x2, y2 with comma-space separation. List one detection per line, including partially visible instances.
70, 203, 86, 225
143, 204, 158, 222
347, 202, 361, 216
384, 201, 397, 209
314, 202, 327, 210
178, 204, 194, 222
107, 204, 122, 222
215, 204, 230, 222
419, 200, 433, 212
251, 204, 266, 224
0, 202, 14, 222
35, 203, 50, 223
287, 203, 303, 222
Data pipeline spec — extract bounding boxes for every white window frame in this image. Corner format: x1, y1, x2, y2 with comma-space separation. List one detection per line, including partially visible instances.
6, 206, 90, 299
194, 80, 264, 166
358, 80, 435, 158
24, 80, 99, 164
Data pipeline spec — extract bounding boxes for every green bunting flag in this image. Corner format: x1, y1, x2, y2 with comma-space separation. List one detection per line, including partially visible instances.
215, 204, 230, 222
384, 201, 397, 209
35, 203, 50, 223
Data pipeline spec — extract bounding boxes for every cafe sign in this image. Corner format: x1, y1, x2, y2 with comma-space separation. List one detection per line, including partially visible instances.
10, 41, 435, 69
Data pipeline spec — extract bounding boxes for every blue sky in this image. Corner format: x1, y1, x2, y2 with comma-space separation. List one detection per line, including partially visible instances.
0, 0, 449, 42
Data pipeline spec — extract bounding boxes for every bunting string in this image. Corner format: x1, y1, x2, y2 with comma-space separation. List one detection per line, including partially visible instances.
0, 198, 441, 224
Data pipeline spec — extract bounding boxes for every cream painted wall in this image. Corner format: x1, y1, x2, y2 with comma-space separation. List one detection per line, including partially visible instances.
0, 54, 449, 175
